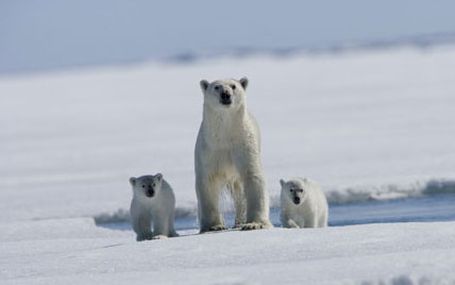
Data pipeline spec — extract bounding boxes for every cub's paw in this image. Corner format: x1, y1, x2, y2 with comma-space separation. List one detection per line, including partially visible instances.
285, 220, 300, 229
152, 235, 169, 240
241, 222, 273, 231
136, 232, 154, 241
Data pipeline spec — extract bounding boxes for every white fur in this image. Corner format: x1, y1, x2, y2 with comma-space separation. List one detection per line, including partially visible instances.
195, 77, 272, 232
129, 174, 178, 241
280, 177, 328, 228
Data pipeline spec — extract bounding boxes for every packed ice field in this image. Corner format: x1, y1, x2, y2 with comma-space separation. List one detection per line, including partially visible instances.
1, 45, 455, 284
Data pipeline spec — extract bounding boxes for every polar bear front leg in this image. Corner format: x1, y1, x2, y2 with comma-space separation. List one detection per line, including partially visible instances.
131, 204, 153, 241
241, 171, 272, 231
303, 217, 317, 228
152, 213, 170, 238
229, 180, 246, 228
280, 209, 300, 228
196, 175, 226, 233
152, 216, 179, 238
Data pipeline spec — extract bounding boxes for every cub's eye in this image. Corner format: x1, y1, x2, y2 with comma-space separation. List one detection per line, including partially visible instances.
290, 189, 294, 193
152, 183, 156, 187
214, 85, 220, 90
231, 84, 236, 90
142, 185, 146, 188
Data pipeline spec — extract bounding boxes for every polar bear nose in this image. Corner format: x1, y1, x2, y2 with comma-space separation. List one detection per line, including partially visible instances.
221, 92, 231, 100
220, 92, 232, 105
293, 197, 301, 205
146, 188, 155, 197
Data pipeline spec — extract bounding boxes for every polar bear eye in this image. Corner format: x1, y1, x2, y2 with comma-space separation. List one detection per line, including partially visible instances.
152, 183, 156, 187
230, 84, 236, 90
142, 185, 146, 188
214, 85, 220, 91
289, 189, 294, 193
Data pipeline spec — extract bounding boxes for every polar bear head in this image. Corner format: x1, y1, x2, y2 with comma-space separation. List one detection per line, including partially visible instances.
129, 173, 163, 199
199, 77, 249, 111
280, 179, 307, 205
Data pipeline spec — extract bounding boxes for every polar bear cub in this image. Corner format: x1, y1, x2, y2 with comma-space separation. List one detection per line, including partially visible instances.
129, 173, 178, 241
195, 77, 272, 232
280, 177, 328, 228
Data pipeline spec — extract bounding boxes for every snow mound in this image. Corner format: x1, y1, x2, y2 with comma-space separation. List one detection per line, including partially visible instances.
325, 179, 455, 205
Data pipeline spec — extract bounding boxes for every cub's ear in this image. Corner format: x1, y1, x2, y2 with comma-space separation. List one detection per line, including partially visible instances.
200, 79, 209, 92
129, 177, 137, 186
279, 179, 286, 188
155, 173, 163, 182
239, 77, 248, 90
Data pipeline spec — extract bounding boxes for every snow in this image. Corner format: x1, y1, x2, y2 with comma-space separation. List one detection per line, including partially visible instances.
1, 45, 455, 283
2, 46, 455, 222
1, 218, 455, 284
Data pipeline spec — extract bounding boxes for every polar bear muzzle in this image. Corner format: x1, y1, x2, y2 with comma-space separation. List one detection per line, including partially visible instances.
144, 186, 155, 198
220, 91, 232, 105
214, 85, 232, 106
291, 188, 304, 205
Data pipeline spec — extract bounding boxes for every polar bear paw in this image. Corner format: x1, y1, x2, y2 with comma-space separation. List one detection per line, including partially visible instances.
209, 224, 227, 232
136, 232, 154, 241
201, 224, 227, 233
241, 222, 272, 231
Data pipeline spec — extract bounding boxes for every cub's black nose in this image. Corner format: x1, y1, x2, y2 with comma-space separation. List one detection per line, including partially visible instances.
146, 189, 155, 197
293, 197, 300, 205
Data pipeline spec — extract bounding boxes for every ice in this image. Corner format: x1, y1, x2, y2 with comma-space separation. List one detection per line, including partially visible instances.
1, 218, 455, 284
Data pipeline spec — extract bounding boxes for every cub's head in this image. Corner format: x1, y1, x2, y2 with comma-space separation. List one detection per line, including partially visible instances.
129, 173, 163, 198
280, 178, 307, 206
199, 77, 249, 110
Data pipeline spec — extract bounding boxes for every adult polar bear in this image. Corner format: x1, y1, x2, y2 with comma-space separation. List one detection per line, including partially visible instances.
195, 77, 272, 232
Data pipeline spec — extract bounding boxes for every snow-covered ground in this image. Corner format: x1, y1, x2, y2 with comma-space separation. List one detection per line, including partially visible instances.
1, 45, 455, 283
2, 219, 455, 284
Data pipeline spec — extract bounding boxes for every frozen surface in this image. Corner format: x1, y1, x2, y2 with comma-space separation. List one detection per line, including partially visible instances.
1, 219, 455, 284
1, 46, 455, 222
1, 46, 455, 283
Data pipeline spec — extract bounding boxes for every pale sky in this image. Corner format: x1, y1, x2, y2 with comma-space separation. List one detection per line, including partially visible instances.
1, 0, 455, 73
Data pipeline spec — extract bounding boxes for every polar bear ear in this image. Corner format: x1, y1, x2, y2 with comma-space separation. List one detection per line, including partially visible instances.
279, 179, 286, 188
239, 77, 248, 90
200, 79, 209, 92
129, 177, 136, 186
155, 173, 163, 182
